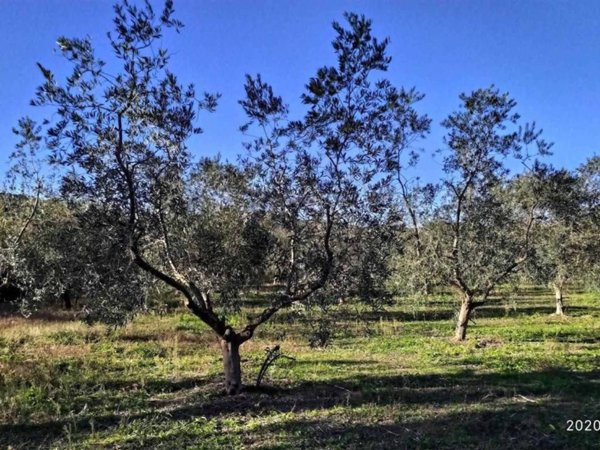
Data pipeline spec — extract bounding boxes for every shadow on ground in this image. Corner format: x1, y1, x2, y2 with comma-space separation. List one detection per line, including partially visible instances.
3, 369, 598, 449
352, 304, 600, 323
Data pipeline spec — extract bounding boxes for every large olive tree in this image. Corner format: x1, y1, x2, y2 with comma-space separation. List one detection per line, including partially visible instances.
20, 1, 422, 393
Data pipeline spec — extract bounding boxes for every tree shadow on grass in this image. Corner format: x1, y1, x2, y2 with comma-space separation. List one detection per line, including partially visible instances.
473, 304, 600, 319
238, 400, 588, 450
512, 329, 600, 344
0, 306, 80, 322
289, 358, 376, 367
2, 368, 598, 449
337, 302, 600, 325
99, 375, 215, 394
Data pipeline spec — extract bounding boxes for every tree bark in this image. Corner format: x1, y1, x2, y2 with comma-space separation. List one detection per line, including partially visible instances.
553, 283, 565, 315
221, 339, 242, 395
455, 296, 473, 341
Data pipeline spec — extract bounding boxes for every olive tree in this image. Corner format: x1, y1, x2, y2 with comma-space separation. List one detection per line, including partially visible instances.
578, 156, 600, 289
20, 2, 420, 393
410, 87, 551, 341
525, 166, 596, 314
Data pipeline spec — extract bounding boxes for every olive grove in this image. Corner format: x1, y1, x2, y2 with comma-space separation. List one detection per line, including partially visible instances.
3, 0, 598, 399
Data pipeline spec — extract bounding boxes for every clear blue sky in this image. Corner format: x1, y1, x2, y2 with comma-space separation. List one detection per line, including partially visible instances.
1, 0, 599, 180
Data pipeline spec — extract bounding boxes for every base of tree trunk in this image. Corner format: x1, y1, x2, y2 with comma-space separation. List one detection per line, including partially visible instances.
62, 290, 72, 310
554, 285, 565, 315
454, 301, 471, 341
221, 339, 242, 395
555, 300, 565, 315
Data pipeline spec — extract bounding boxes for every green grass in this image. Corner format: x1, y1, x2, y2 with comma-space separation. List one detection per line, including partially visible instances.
1, 287, 599, 449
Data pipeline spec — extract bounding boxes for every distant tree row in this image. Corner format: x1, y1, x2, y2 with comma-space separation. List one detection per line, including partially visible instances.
1, 1, 598, 394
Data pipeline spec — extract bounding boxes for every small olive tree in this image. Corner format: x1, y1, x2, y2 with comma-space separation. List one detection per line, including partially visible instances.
409, 87, 551, 340
525, 166, 596, 314
578, 156, 600, 290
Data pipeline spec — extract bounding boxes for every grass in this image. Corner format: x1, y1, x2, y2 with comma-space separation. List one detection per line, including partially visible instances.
0, 287, 599, 449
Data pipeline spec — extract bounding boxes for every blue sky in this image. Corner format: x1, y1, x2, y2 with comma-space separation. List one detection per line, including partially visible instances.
1, 0, 599, 180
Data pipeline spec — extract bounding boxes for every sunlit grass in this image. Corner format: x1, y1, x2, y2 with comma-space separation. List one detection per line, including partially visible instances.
1, 287, 598, 448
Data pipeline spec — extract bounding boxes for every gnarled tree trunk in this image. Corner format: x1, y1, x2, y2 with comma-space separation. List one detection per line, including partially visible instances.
455, 295, 473, 341
221, 339, 242, 395
553, 283, 565, 315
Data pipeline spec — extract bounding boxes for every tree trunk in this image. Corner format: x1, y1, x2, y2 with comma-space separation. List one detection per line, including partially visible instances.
553, 284, 565, 315
221, 339, 242, 395
423, 280, 432, 296
62, 289, 72, 310
455, 296, 472, 341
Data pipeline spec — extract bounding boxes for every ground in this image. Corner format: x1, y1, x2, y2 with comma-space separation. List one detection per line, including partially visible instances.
1, 286, 599, 449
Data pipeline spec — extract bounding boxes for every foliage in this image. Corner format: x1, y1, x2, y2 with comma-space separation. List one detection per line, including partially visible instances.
0, 118, 47, 305
525, 164, 599, 300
